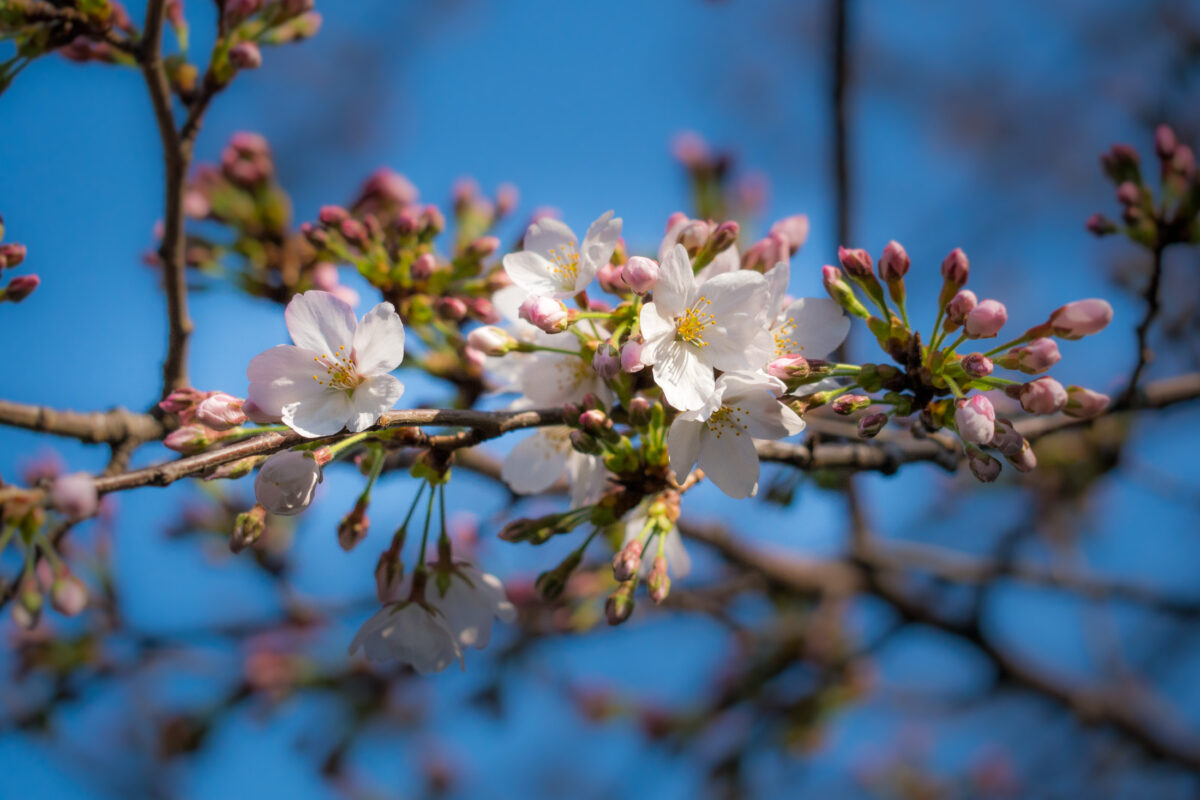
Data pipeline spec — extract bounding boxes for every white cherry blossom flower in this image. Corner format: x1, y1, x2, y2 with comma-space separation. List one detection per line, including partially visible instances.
667, 371, 805, 499
501, 426, 608, 508
639, 245, 770, 411
658, 214, 739, 284
254, 450, 322, 516
502, 211, 622, 298
247, 291, 406, 437
436, 563, 518, 649
349, 600, 463, 673
754, 262, 851, 369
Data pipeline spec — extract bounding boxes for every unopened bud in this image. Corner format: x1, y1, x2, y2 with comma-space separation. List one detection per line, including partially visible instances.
411, 252, 437, 280
742, 232, 789, 272
1048, 299, 1113, 339
831, 394, 871, 415
420, 204, 446, 236
596, 262, 627, 294
568, 429, 603, 456
628, 396, 653, 427
966, 447, 1002, 483
767, 354, 809, 381
465, 235, 500, 259
337, 498, 370, 551
318, 205, 349, 226
535, 549, 583, 601
231, 504, 267, 553
767, 214, 808, 254
604, 581, 636, 625
3, 274, 39, 303
518, 295, 569, 334
620, 340, 645, 373
612, 540, 643, 582
878, 240, 909, 281
1005, 442, 1037, 473
375, 548, 404, 603
1019, 377, 1068, 415
592, 345, 621, 380
707, 220, 740, 254
578, 409, 613, 438
1116, 181, 1141, 207
50, 572, 88, 616
466, 326, 517, 356
0, 242, 27, 268
436, 296, 468, 321
229, 41, 262, 69
621, 256, 660, 294
989, 418, 1024, 458
964, 299, 1007, 338
838, 246, 873, 279
857, 412, 887, 439
1085, 213, 1118, 237
339, 218, 369, 248
1155, 124, 1178, 160
13, 577, 42, 630
821, 265, 870, 318
955, 395, 996, 446
961, 353, 994, 378
998, 338, 1060, 374
647, 556, 671, 604
164, 424, 217, 454
939, 248, 970, 306
195, 392, 247, 430
1063, 386, 1109, 419
944, 290, 977, 332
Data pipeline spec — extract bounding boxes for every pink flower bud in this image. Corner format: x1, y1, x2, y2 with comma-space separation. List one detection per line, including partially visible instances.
838, 246, 873, 279
1115, 181, 1140, 206
857, 412, 887, 439
742, 232, 789, 271
620, 341, 644, 373
1063, 386, 1109, 419
518, 295, 569, 334
467, 326, 517, 356
767, 354, 809, 381
358, 167, 417, 207
410, 253, 437, 280
436, 296, 468, 321
967, 447, 1002, 483
1001, 338, 1060, 374
465, 235, 499, 259
878, 240, 909, 281
158, 386, 206, 418
707, 221, 740, 254
50, 473, 99, 521
941, 248, 969, 286
622, 256, 659, 294
319, 205, 349, 226
955, 395, 996, 445
1155, 124, 1178, 160
964, 299, 1008, 338
1005, 443, 1037, 473
593, 345, 621, 380
945, 290, 978, 328
578, 409, 612, 436
421, 205, 446, 235
337, 500, 370, 551
671, 131, 710, 168
1048, 299, 1113, 339
612, 540, 643, 582
225, 0, 263, 24
596, 262, 627, 294
648, 556, 671, 604
195, 392, 247, 430
495, 183, 519, 217
375, 548, 404, 603
1085, 213, 1117, 237
466, 296, 500, 324
1019, 377, 1068, 415
0, 242, 27, 268
768, 214, 809, 254
50, 573, 88, 616
831, 394, 871, 415
961, 353, 994, 378
674, 219, 713, 253
339, 218, 368, 248
229, 41, 262, 69
164, 424, 218, 454
4, 274, 39, 302
989, 418, 1024, 457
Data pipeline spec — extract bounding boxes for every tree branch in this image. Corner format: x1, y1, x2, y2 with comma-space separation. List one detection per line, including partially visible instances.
1118, 242, 1166, 407
0, 400, 164, 443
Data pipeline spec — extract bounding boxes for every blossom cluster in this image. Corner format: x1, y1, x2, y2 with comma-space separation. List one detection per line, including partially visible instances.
0, 214, 37, 304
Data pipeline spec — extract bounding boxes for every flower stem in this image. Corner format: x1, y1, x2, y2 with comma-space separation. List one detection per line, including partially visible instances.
944, 374, 965, 399
391, 482, 427, 550
982, 334, 1032, 357
413, 481, 437, 574
941, 332, 968, 358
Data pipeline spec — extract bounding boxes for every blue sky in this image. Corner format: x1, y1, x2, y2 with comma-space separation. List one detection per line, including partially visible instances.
2, 0, 1198, 797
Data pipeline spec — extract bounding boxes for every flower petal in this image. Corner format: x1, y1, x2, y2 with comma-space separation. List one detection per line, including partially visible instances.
346, 373, 404, 432
699, 425, 760, 498
283, 387, 355, 437
667, 417, 704, 481
638, 302, 675, 365
353, 302, 406, 375
653, 342, 715, 411
522, 216, 577, 257
501, 251, 567, 297
285, 290, 358, 356
577, 211, 622, 291
246, 344, 326, 416
653, 244, 696, 319
695, 246, 739, 284
763, 262, 790, 323
778, 297, 851, 358
501, 429, 570, 494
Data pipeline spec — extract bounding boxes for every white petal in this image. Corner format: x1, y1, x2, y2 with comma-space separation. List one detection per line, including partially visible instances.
694, 270, 770, 371
660, 527, 692, 579
346, 374, 404, 432
566, 451, 609, 508
695, 246, 739, 284
502, 251, 566, 297
283, 388, 355, 437
577, 211, 622, 291
501, 429, 570, 494
699, 426, 761, 499
638, 303, 675, 365
763, 262, 791, 323
522, 216, 577, 256
285, 290, 358, 356
778, 297, 851, 358
653, 343, 714, 411
653, 244, 696, 319
667, 418, 704, 481
352, 302, 406, 375
246, 344, 325, 416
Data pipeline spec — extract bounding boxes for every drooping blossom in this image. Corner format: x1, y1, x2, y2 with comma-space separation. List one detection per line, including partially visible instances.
254, 450, 322, 516
501, 211, 622, 298
639, 244, 770, 411
349, 600, 463, 672
435, 563, 518, 649
501, 426, 608, 508
247, 291, 405, 437
666, 371, 805, 498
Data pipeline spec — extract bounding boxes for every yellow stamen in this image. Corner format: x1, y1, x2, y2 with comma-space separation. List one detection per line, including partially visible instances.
675, 297, 715, 348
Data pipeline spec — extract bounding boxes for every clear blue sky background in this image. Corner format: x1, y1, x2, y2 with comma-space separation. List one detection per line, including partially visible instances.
2, 0, 1198, 797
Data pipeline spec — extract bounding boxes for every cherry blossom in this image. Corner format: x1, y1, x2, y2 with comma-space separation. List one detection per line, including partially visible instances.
502, 211, 622, 298
349, 600, 463, 673
247, 290, 406, 437
254, 450, 322, 516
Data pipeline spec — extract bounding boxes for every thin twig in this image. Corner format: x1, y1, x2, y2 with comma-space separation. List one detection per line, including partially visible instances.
1119, 243, 1166, 407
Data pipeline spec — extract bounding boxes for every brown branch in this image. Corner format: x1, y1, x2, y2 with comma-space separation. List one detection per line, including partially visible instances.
138, 0, 194, 398
91, 407, 566, 495
0, 400, 164, 443
1118, 242, 1166, 407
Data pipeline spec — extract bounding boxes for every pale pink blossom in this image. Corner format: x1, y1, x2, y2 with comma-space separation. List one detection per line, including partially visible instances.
955, 395, 996, 445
